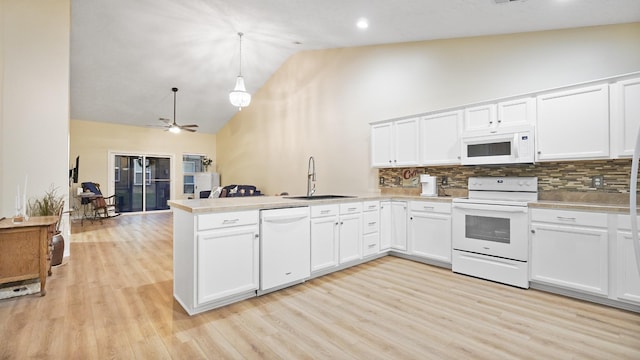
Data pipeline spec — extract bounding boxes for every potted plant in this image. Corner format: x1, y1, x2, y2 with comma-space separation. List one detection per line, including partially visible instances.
27, 185, 64, 217
27, 185, 65, 266
202, 156, 213, 172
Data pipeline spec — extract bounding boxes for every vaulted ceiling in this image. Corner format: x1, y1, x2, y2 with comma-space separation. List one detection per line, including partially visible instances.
71, 0, 640, 134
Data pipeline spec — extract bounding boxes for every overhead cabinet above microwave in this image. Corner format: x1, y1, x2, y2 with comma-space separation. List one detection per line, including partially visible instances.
463, 97, 536, 133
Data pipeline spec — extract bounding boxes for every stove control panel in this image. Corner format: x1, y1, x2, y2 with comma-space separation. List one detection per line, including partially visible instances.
468, 177, 538, 192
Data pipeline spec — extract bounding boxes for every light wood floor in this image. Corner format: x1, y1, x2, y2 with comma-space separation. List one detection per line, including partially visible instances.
1, 212, 640, 359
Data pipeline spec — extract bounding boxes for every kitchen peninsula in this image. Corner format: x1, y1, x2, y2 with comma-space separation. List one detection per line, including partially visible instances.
169, 194, 640, 315
169, 194, 396, 315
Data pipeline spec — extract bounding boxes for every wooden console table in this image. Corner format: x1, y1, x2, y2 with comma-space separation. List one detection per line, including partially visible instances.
0, 216, 58, 296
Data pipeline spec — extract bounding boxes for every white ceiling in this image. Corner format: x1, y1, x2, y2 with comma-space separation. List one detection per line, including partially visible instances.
71, 0, 640, 134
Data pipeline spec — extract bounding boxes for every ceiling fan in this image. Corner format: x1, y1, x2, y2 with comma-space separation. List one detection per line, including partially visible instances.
154, 87, 199, 133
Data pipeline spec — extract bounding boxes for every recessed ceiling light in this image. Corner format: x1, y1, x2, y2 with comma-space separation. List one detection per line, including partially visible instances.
356, 18, 369, 29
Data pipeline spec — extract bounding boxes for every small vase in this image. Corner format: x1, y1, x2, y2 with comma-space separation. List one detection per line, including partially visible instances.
51, 232, 64, 266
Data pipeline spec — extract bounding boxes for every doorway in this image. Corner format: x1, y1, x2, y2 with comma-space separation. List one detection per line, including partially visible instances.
113, 155, 171, 213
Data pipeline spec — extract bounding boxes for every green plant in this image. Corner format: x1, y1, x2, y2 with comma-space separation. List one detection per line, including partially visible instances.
27, 185, 64, 216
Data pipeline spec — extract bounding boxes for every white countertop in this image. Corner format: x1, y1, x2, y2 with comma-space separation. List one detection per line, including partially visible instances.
167, 192, 636, 214
168, 193, 455, 213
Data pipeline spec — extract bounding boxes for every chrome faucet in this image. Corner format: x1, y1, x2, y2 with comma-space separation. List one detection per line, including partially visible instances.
307, 156, 316, 197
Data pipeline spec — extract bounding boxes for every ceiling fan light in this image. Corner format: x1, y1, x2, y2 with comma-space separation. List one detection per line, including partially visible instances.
229, 76, 251, 109
169, 125, 181, 134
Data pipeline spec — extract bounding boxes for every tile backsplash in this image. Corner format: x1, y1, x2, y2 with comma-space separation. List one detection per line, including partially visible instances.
379, 159, 636, 202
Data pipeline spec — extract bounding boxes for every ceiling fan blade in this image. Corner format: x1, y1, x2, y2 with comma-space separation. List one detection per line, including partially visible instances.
179, 124, 199, 128
158, 117, 172, 124
181, 127, 197, 132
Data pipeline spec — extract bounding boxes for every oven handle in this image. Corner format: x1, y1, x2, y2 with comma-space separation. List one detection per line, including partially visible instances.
452, 202, 528, 213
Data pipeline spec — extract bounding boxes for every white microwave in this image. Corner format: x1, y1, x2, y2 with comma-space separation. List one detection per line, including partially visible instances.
461, 127, 535, 165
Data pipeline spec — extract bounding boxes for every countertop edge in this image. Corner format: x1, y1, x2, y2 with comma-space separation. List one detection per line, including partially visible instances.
167, 194, 455, 214
168, 195, 638, 214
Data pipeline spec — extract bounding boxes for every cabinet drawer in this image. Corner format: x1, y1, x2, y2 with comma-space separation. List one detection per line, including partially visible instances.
311, 204, 339, 218
616, 215, 640, 230
362, 211, 380, 234
197, 210, 259, 231
530, 209, 607, 228
409, 201, 451, 214
340, 202, 363, 215
363, 201, 379, 212
363, 233, 380, 257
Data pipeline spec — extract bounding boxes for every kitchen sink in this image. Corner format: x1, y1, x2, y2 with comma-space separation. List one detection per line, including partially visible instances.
285, 195, 356, 200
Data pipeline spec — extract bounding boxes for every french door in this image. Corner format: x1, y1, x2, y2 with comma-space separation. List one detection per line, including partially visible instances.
113, 154, 172, 213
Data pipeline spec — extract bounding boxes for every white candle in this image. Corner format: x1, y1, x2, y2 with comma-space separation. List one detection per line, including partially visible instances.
23, 175, 28, 216
16, 185, 21, 212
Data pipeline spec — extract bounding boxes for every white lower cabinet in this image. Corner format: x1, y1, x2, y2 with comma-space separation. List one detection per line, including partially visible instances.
310, 205, 340, 273
380, 201, 408, 252
339, 203, 363, 264
172, 209, 260, 315
530, 209, 608, 296
362, 201, 381, 257
197, 225, 259, 305
614, 215, 640, 305
408, 201, 451, 264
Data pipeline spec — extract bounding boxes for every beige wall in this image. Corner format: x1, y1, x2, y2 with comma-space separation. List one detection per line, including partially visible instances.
216, 23, 640, 196
1, 0, 70, 225
70, 119, 216, 201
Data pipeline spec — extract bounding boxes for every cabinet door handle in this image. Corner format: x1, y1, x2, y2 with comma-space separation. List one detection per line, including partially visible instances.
320, 210, 331, 214
556, 216, 577, 222
348, 207, 358, 211
368, 222, 377, 226
531, 229, 535, 234
222, 219, 239, 225
422, 206, 435, 210
368, 244, 376, 248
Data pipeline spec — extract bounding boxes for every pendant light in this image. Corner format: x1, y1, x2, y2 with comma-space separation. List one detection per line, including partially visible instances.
229, 32, 251, 110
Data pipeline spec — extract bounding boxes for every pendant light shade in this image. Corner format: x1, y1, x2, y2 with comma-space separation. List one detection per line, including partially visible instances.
229, 32, 251, 110
229, 76, 251, 109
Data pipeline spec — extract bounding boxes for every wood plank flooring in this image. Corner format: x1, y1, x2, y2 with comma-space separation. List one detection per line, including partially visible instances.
1, 212, 639, 359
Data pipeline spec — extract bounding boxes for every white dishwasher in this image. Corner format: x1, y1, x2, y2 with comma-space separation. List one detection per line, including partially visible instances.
260, 207, 311, 293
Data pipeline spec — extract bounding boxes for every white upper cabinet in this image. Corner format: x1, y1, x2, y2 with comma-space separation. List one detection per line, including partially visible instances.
371, 118, 419, 167
497, 97, 536, 128
394, 118, 420, 166
536, 84, 610, 161
419, 110, 462, 165
371, 122, 393, 167
464, 104, 496, 132
610, 77, 640, 158
463, 97, 535, 133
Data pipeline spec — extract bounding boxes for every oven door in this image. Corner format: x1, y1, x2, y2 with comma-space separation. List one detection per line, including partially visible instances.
452, 202, 529, 261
